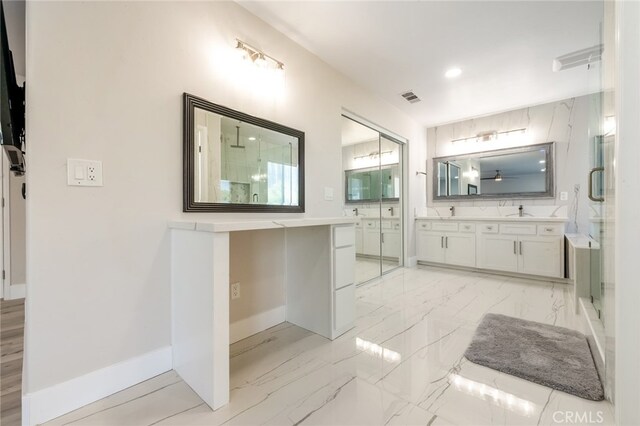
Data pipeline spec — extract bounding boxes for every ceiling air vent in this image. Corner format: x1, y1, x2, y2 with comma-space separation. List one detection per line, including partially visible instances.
401, 91, 421, 104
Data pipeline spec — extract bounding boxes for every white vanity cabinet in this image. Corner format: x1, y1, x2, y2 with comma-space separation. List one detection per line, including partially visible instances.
170, 218, 357, 412
416, 218, 566, 279
416, 222, 476, 267
355, 217, 401, 259
478, 223, 564, 277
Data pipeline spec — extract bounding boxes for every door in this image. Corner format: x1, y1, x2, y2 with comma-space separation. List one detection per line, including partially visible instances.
517, 236, 562, 278
445, 234, 476, 267
478, 234, 518, 272
417, 232, 445, 263
380, 135, 403, 274
341, 116, 405, 285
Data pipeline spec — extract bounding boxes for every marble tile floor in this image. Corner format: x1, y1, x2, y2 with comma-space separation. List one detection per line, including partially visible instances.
45, 266, 614, 426
355, 257, 400, 285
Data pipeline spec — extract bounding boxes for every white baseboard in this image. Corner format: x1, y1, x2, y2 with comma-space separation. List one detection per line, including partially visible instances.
407, 256, 417, 267
5, 283, 26, 300
230, 305, 285, 344
22, 346, 172, 426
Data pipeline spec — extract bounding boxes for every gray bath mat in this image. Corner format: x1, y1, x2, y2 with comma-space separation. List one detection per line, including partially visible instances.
464, 313, 604, 401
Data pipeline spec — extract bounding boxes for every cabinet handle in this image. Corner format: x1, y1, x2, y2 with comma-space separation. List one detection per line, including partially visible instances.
441, 236, 444, 248
487, 226, 493, 230
519, 241, 523, 255
513, 241, 517, 254
545, 227, 553, 232
381, 233, 385, 243
445, 236, 448, 249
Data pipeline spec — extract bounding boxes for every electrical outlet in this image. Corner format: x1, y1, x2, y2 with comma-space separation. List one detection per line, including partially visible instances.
231, 282, 240, 300
67, 159, 103, 187
560, 191, 568, 201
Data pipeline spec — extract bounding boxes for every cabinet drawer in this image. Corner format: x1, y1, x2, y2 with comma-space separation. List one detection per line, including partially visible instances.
334, 246, 355, 290
480, 224, 499, 234
459, 223, 476, 233
334, 284, 355, 331
334, 226, 355, 248
417, 221, 432, 231
432, 222, 458, 232
364, 220, 378, 229
537, 224, 563, 236
500, 224, 536, 235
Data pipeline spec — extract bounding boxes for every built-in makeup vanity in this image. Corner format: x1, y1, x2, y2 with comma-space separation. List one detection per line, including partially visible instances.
416, 216, 567, 279
169, 218, 357, 410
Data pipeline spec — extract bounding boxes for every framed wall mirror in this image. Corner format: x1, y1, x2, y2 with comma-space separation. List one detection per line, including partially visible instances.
433, 142, 554, 200
183, 93, 305, 212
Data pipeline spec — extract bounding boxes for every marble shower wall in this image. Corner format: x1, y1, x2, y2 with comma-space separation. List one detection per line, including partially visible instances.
426, 94, 599, 233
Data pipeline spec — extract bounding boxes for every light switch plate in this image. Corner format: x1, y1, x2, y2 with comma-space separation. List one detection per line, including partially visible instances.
324, 187, 334, 201
67, 159, 103, 187
560, 191, 568, 201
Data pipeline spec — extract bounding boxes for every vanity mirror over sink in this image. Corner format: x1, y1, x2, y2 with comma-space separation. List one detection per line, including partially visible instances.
433, 142, 554, 200
183, 93, 305, 212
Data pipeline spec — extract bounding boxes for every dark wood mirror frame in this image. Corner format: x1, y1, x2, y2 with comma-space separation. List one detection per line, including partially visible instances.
183, 93, 305, 213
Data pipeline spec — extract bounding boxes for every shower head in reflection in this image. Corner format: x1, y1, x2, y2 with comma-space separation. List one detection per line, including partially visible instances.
230, 125, 246, 149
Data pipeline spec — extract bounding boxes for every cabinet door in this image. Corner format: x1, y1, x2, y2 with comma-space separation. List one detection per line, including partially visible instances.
518, 236, 562, 278
334, 284, 355, 333
417, 232, 445, 263
478, 234, 518, 272
334, 246, 355, 290
364, 229, 381, 256
355, 228, 364, 254
445, 234, 476, 267
381, 231, 401, 259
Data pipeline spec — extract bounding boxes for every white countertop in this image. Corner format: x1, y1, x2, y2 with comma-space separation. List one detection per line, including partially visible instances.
169, 217, 358, 233
565, 233, 601, 249
415, 216, 568, 223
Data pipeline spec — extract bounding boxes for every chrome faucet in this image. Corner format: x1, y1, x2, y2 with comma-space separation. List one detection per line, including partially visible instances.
388, 207, 394, 216
450, 206, 455, 217
352, 208, 359, 216
518, 205, 524, 217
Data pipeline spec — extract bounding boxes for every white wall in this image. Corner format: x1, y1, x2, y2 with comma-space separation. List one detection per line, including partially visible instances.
426, 94, 597, 233
229, 230, 284, 326
24, 0, 423, 396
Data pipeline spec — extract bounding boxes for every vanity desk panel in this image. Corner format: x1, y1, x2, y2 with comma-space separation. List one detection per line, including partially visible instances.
169, 218, 357, 411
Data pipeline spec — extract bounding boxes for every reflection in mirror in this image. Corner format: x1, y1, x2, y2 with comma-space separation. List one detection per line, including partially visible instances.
345, 164, 400, 203
433, 143, 554, 200
184, 94, 304, 212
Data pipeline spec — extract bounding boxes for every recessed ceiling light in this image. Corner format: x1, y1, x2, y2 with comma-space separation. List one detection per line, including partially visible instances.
539, 160, 546, 164
445, 67, 462, 79
248, 137, 256, 141
540, 168, 546, 172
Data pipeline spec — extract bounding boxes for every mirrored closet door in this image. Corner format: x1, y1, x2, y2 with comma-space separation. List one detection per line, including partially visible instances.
341, 116, 404, 285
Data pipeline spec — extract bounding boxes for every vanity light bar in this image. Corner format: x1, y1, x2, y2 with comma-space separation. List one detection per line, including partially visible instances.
353, 150, 394, 160
236, 39, 284, 70
451, 128, 526, 144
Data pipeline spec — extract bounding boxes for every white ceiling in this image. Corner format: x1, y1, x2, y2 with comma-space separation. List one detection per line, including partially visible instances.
341, 116, 379, 146
240, 1, 603, 127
